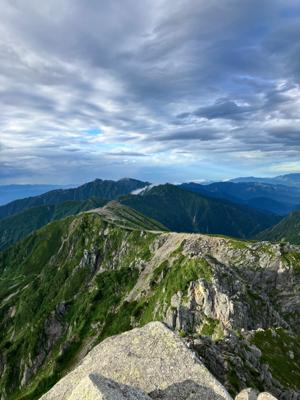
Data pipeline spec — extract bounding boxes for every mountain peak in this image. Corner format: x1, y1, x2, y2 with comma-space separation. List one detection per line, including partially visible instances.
0, 178, 149, 220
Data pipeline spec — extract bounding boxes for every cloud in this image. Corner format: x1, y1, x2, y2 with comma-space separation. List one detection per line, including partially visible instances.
0, 0, 300, 183
155, 127, 222, 142
189, 99, 254, 121
104, 151, 148, 157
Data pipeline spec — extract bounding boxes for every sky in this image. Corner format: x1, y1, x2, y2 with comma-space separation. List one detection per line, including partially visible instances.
0, 0, 300, 184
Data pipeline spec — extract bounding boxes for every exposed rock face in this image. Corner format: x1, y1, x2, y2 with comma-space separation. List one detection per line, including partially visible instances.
40, 322, 232, 400
19, 302, 68, 388
190, 328, 299, 399
165, 237, 298, 333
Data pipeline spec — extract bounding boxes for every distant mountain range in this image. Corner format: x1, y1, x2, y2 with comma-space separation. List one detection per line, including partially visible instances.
0, 180, 281, 251
0, 184, 72, 206
1, 175, 300, 252
230, 173, 300, 188
0, 178, 148, 220
180, 181, 300, 216
120, 184, 279, 238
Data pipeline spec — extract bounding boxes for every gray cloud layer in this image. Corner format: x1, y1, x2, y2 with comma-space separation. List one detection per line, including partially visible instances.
0, 0, 300, 183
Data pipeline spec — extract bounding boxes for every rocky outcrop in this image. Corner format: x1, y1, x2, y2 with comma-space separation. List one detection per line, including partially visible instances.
66, 374, 228, 400
190, 334, 291, 398
178, 237, 299, 331
235, 388, 260, 400
40, 322, 232, 400
19, 302, 68, 389
39, 323, 287, 400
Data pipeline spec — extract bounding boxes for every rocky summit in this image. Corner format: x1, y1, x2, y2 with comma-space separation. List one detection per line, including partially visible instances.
0, 204, 299, 399
40, 322, 282, 400
40, 321, 231, 400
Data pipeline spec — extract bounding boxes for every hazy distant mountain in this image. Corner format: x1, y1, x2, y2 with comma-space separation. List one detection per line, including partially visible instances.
256, 211, 300, 244
0, 184, 71, 206
231, 173, 300, 188
0, 178, 148, 220
120, 184, 280, 238
180, 181, 300, 215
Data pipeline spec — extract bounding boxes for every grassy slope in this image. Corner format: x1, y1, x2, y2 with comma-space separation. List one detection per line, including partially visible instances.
0, 213, 160, 399
252, 329, 300, 390
256, 211, 300, 244
0, 198, 107, 251
120, 184, 280, 238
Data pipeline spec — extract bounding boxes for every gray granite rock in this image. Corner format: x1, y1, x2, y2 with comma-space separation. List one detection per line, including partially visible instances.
40, 322, 232, 400
235, 388, 259, 400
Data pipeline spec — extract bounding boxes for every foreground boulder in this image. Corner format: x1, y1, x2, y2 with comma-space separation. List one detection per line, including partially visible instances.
67, 374, 152, 400
40, 322, 232, 400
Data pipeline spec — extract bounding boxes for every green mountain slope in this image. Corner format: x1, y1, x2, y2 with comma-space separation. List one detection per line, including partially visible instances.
0, 212, 160, 399
0, 178, 148, 220
0, 208, 299, 399
120, 184, 280, 238
256, 211, 300, 244
0, 198, 107, 251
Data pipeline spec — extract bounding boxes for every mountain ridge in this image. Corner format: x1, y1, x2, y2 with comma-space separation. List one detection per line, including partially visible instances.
0, 178, 149, 220
0, 198, 107, 251
87, 201, 168, 231
0, 181, 282, 253
230, 173, 300, 188
120, 184, 280, 238
0, 185, 73, 206
180, 181, 300, 216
